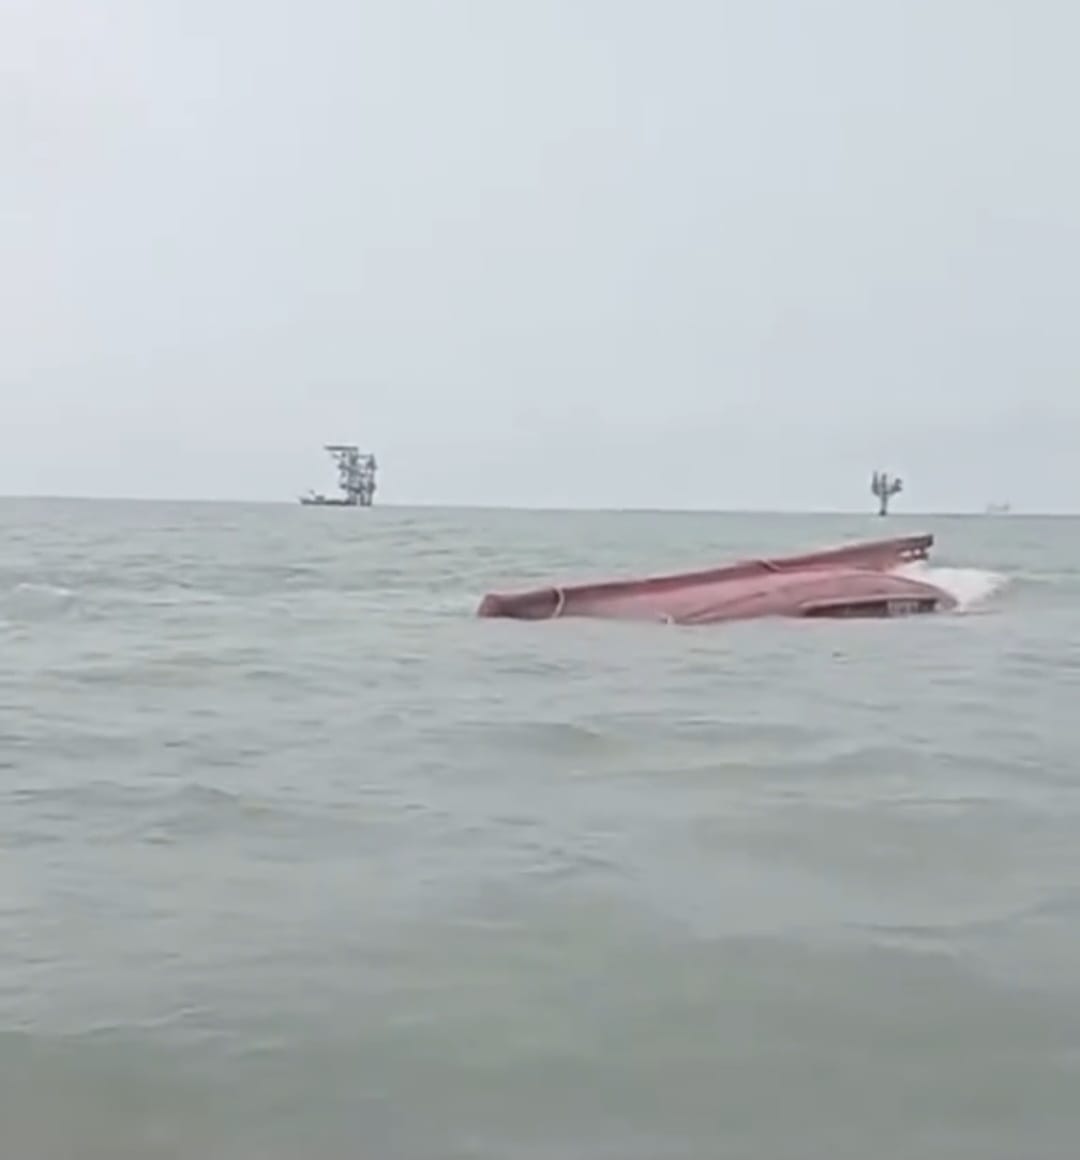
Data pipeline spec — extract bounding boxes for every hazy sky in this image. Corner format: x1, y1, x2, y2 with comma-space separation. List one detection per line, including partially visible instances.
3, 0, 1078, 511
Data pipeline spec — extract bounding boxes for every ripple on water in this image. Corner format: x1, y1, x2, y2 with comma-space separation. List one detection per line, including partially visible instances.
3, 503, 1080, 1159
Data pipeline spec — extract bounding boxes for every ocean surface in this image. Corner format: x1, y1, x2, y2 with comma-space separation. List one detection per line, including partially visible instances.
2, 499, 1079, 1160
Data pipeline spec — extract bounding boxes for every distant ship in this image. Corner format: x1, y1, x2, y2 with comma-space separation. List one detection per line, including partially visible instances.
985, 502, 1012, 515
300, 444, 377, 507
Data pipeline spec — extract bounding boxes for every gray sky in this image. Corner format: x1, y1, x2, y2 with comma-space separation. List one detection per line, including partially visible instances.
3, 0, 1078, 511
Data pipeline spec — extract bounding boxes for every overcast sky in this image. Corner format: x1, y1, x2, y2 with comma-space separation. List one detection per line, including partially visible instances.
3, 0, 1078, 511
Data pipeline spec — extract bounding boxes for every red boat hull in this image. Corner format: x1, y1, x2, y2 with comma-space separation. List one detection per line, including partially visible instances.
477, 534, 957, 625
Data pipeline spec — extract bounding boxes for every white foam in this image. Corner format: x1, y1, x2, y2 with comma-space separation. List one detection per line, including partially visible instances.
13, 582, 74, 599
2, 581, 77, 620
896, 562, 1009, 612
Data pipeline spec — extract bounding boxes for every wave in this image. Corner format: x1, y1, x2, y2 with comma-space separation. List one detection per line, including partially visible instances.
897, 562, 1010, 612
9, 581, 75, 599
1, 582, 77, 620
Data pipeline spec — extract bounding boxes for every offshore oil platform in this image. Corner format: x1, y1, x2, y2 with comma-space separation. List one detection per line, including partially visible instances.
300, 444, 377, 507
871, 470, 903, 516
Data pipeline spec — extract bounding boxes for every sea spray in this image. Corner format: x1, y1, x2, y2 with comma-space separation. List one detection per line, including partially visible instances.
897, 562, 1009, 612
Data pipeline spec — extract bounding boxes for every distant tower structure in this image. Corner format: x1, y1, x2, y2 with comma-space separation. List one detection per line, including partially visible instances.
327, 444, 377, 506
871, 470, 903, 517
300, 444, 378, 507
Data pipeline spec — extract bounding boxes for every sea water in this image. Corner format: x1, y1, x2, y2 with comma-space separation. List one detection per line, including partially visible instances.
2, 500, 1079, 1160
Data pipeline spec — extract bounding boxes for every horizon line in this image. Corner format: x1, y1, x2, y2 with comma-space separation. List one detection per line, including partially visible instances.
0, 493, 1073, 518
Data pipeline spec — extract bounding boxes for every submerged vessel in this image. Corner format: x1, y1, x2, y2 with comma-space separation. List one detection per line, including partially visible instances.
477, 534, 957, 626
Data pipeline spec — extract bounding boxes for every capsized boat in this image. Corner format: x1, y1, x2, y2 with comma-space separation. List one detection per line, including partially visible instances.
476, 534, 957, 625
